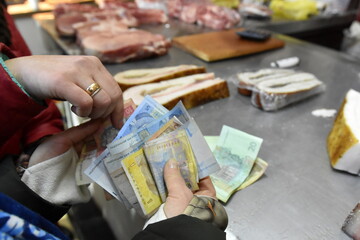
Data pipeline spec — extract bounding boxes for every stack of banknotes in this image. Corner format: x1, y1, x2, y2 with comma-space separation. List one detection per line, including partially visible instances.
76, 96, 267, 218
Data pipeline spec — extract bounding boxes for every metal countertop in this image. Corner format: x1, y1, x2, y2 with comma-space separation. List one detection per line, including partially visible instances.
15, 17, 360, 239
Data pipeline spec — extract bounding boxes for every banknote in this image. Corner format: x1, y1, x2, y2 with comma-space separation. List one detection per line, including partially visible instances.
135, 101, 191, 142
104, 148, 144, 211
85, 96, 166, 196
237, 157, 268, 191
77, 99, 136, 186
76, 139, 97, 185
108, 101, 188, 156
84, 149, 121, 200
179, 118, 220, 179
114, 95, 169, 141
204, 136, 268, 191
144, 129, 199, 202
210, 126, 263, 202
121, 149, 162, 217
147, 117, 183, 141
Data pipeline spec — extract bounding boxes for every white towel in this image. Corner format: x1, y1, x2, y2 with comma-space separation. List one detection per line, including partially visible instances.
21, 148, 91, 205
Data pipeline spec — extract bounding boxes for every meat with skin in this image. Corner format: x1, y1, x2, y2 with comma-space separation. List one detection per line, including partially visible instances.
74, 20, 128, 44
123, 73, 230, 109
80, 29, 171, 63
327, 89, 360, 175
53, 3, 99, 17
114, 65, 206, 90
167, 0, 241, 29
55, 9, 138, 37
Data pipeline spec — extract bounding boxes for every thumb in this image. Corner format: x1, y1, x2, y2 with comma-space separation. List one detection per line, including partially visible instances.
61, 119, 103, 144
164, 159, 193, 218
164, 159, 187, 193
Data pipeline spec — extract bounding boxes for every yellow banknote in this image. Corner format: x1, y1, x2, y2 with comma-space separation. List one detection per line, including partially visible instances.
121, 148, 162, 217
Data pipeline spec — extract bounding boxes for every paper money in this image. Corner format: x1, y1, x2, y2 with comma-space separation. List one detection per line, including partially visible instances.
210, 126, 263, 202
147, 117, 183, 141
121, 149, 162, 217
114, 95, 169, 141
76, 139, 97, 185
135, 101, 191, 142
85, 96, 166, 196
104, 148, 143, 211
108, 101, 189, 156
236, 157, 268, 190
179, 118, 220, 179
204, 136, 268, 191
144, 129, 199, 202
77, 100, 136, 186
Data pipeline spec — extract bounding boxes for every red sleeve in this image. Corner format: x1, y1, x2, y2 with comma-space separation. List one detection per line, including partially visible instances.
0, 44, 64, 157
3, 6, 32, 57
0, 45, 46, 146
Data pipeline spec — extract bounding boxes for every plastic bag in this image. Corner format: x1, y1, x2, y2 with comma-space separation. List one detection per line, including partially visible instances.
269, 0, 318, 21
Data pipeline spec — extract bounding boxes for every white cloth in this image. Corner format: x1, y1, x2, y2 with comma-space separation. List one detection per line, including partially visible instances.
21, 148, 91, 205
143, 203, 167, 229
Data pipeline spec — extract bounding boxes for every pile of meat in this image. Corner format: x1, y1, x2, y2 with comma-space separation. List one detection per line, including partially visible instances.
54, 2, 170, 63
167, 0, 241, 30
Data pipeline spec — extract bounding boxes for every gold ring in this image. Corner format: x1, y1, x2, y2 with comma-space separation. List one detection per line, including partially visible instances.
86, 83, 101, 97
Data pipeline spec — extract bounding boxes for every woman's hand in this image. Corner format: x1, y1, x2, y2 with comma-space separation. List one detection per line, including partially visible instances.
5, 55, 124, 128
28, 119, 102, 167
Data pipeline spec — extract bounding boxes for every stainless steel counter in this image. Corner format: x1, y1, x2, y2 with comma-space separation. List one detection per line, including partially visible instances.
15, 16, 360, 239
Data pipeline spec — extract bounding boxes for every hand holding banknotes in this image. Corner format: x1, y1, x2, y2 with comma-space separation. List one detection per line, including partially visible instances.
28, 119, 102, 167
164, 159, 216, 218
5, 55, 124, 128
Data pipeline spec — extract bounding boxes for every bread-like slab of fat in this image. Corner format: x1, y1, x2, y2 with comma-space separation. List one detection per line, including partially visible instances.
123, 73, 229, 109
237, 68, 295, 96
327, 89, 360, 175
114, 65, 206, 91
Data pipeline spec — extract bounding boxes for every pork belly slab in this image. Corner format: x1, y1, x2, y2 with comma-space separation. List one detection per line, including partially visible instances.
114, 65, 206, 90
327, 89, 360, 175
237, 69, 325, 111
79, 29, 171, 63
123, 73, 229, 109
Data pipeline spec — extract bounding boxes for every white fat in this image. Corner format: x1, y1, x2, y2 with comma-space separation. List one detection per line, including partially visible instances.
344, 89, 360, 140
333, 143, 360, 175
256, 73, 322, 93
311, 109, 337, 118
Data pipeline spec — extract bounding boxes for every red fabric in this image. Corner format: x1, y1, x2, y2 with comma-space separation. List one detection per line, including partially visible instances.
0, 7, 64, 158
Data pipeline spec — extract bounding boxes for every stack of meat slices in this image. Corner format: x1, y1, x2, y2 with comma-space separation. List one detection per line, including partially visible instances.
116, 65, 229, 110
237, 68, 325, 111
167, 0, 241, 30
54, 2, 170, 63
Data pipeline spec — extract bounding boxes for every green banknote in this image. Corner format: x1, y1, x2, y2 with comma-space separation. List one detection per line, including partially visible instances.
209, 126, 263, 202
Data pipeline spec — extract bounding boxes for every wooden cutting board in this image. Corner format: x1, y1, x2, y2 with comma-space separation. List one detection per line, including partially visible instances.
172, 28, 285, 62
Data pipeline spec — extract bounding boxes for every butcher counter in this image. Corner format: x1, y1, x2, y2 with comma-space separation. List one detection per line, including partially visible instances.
14, 16, 360, 240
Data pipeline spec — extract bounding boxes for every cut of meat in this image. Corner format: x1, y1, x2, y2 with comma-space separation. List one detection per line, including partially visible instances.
80, 29, 171, 63
123, 73, 230, 109
55, 13, 88, 37
166, 0, 241, 30
129, 8, 168, 24
74, 20, 128, 44
114, 65, 206, 90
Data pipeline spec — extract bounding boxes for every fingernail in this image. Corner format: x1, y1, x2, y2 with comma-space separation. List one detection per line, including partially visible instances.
168, 159, 179, 169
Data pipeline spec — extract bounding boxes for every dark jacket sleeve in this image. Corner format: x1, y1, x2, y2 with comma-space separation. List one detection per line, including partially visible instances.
132, 215, 226, 240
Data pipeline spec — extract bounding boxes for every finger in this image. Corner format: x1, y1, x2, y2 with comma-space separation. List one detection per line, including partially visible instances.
195, 177, 217, 198
93, 67, 124, 128
164, 159, 188, 194
59, 119, 103, 145
60, 81, 94, 117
